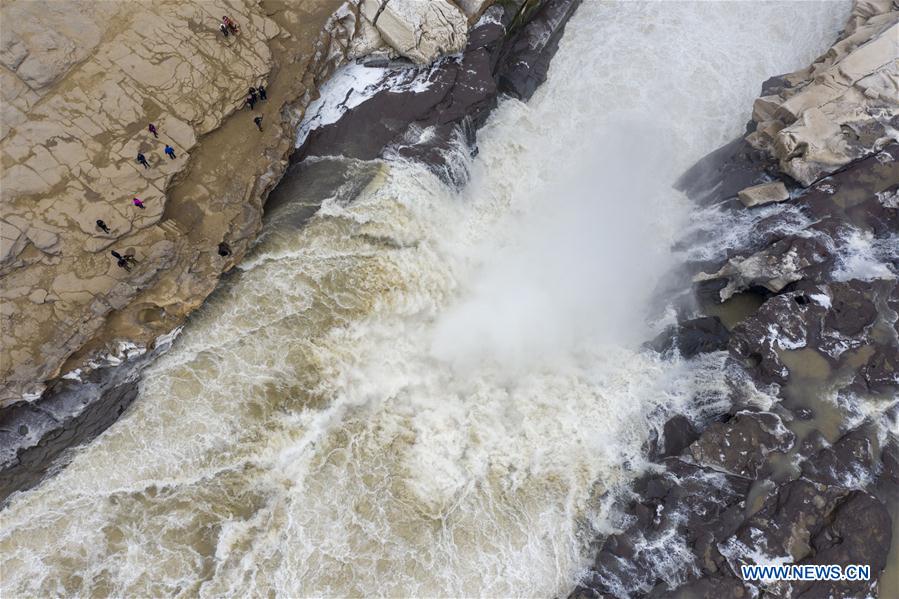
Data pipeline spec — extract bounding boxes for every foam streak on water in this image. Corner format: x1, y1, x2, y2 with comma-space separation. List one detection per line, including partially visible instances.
1, 2, 849, 597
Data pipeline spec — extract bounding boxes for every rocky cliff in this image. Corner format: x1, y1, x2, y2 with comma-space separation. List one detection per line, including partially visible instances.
0, 0, 581, 502
0, 0, 504, 406
573, 2, 899, 597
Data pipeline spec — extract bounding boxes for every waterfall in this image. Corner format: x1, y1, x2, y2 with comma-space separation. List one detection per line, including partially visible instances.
0, 2, 850, 596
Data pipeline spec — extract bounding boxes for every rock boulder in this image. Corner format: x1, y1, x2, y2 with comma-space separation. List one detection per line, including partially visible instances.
361, 0, 469, 64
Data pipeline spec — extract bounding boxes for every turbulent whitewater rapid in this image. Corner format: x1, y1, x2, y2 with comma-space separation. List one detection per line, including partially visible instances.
1, 2, 850, 597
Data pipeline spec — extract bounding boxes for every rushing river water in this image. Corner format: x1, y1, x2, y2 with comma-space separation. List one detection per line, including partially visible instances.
1, 2, 850, 597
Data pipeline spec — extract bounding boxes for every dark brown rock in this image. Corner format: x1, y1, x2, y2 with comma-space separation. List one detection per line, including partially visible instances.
646, 316, 730, 359
688, 411, 794, 478
494, 0, 582, 100
651, 415, 699, 460
789, 492, 891, 599
298, 0, 584, 186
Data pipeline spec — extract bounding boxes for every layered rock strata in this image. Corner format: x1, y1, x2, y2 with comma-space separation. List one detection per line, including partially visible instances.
573, 2, 899, 597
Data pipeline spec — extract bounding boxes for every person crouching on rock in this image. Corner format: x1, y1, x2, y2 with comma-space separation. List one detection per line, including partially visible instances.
111, 250, 131, 272
132, 197, 145, 209
253, 115, 263, 131
223, 16, 239, 35
96, 220, 111, 234
218, 242, 231, 257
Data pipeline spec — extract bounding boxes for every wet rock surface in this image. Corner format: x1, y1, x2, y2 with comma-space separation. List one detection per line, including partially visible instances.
575, 2, 899, 596
297, 0, 582, 185
0, 336, 176, 504
647, 316, 730, 358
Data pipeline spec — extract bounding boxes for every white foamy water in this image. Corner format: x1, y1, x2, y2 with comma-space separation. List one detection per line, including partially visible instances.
1, 2, 849, 597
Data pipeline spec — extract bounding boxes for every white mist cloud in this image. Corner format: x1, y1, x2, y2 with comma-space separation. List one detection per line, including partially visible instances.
430, 116, 686, 373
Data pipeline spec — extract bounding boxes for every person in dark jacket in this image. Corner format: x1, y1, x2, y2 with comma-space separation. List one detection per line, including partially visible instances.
110, 250, 131, 271
137, 153, 150, 169
96, 220, 111, 234
253, 115, 263, 131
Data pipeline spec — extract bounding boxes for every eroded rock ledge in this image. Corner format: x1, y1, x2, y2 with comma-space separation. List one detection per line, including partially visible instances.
572, 2, 898, 597
0, 0, 580, 502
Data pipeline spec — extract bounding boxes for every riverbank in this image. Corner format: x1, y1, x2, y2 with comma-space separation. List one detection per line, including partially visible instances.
1, 0, 348, 500
0, 0, 580, 503
573, 2, 898, 596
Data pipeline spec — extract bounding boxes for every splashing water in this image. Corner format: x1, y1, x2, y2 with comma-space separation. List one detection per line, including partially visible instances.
1, 2, 849, 597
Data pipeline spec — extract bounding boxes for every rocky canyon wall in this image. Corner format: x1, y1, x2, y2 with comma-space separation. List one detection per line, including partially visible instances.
573, 2, 899, 597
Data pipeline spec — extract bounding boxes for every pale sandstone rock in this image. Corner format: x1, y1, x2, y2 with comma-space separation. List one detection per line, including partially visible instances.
361, 0, 468, 64
1, 0, 480, 406
452, 0, 496, 23
0, 0, 286, 402
747, 5, 899, 186
842, 0, 895, 38
695, 236, 831, 301
738, 181, 790, 207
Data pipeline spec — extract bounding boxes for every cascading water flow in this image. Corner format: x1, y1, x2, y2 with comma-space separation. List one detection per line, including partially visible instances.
1, 2, 850, 597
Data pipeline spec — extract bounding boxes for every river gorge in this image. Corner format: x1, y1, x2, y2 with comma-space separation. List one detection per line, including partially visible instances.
2, 0, 896, 597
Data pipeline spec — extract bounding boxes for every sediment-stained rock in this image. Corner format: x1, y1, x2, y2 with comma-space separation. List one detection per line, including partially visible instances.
576, 3, 899, 596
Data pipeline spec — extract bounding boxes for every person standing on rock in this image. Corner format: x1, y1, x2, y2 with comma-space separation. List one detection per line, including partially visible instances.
110, 250, 131, 272
249, 87, 258, 102
132, 197, 145, 209
122, 252, 138, 266
258, 85, 267, 101
164, 145, 176, 160
219, 22, 229, 37
246, 93, 257, 110
136, 152, 150, 169
253, 115, 263, 132
96, 220, 111, 234
148, 123, 158, 138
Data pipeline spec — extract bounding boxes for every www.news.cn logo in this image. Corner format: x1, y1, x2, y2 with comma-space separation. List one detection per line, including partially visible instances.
741, 563, 871, 582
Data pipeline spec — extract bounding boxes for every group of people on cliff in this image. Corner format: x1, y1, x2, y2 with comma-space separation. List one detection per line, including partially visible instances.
97, 15, 271, 275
